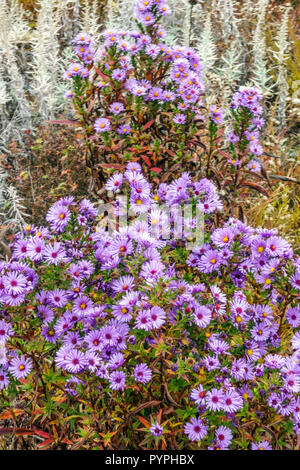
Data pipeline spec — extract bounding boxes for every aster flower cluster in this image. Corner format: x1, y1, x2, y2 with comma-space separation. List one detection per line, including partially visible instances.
1, 164, 299, 449
63, 0, 208, 184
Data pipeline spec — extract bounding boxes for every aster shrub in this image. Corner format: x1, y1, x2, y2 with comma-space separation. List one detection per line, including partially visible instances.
0, 166, 299, 450
62, 0, 272, 216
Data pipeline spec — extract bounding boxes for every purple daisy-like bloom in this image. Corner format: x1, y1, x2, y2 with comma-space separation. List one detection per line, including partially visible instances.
249, 140, 263, 156
111, 303, 133, 322
94, 117, 111, 133
210, 107, 224, 124
148, 306, 166, 329
192, 305, 211, 328
112, 68, 126, 81
46, 204, 71, 232
150, 421, 164, 437
3, 272, 27, 295
184, 417, 208, 442
100, 325, 119, 347
205, 388, 225, 412
135, 310, 152, 331
109, 102, 125, 115
0, 368, 9, 389
251, 441, 272, 450
107, 352, 125, 371
41, 325, 59, 344
0, 320, 13, 343
286, 307, 300, 328
117, 124, 132, 135
198, 249, 221, 273
109, 370, 126, 390
133, 363, 152, 384
139, 11, 156, 26
190, 384, 206, 405
43, 242, 67, 266
48, 289, 68, 308
111, 275, 135, 293
215, 426, 233, 448
9, 355, 32, 379
291, 331, 300, 350
27, 237, 46, 261
223, 389, 244, 413
85, 330, 102, 350
173, 113, 186, 124
84, 351, 101, 372
290, 270, 300, 290
247, 159, 261, 173
211, 227, 237, 248
64, 349, 87, 374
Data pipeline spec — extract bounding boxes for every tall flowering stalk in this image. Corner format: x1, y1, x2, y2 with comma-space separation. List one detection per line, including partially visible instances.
63, 0, 206, 190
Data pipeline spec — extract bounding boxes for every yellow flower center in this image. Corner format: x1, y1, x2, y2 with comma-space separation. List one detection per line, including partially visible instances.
19, 364, 25, 371
247, 349, 253, 356
236, 316, 242, 323
210, 258, 216, 264
257, 246, 264, 253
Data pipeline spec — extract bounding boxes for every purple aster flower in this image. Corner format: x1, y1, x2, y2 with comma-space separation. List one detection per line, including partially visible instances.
223, 389, 244, 413
133, 363, 152, 384
0, 320, 13, 343
46, 204, 71, 232
147, 306, 166, 329
251, 441, 272, 450
210, 107, 224, 124
3, 272, 27, 295
247, 159, 261, 173
184, 417, 208, 442
109, 102, 125, 115
215, 426, 233, 448
43, 242, 67, 265
9, 355, 32, 379
111, 275, 135, 293
64, 349, 87, 373
173, 113, 186, 124
249, 141, 263, 156
112, 68, 127, 82
205, 388, 225, 412
286, 307, 300, 328
290, 270, 300, 290
94, 117, 111, 133
198, 249, 222, 273
48, 289, 68, 308
41, 325, 59, 343
190, 384, 207, 405
192, 305, 211, 328
0, 368, 9, 389
109, 370, 126, 390
107, 352, 125, 371
117, 124, 132, 134
139, 12, 156, 26
150, 421, 164, 437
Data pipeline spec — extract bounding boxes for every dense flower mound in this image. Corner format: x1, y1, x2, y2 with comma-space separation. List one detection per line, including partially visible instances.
0, 165, 299, 450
